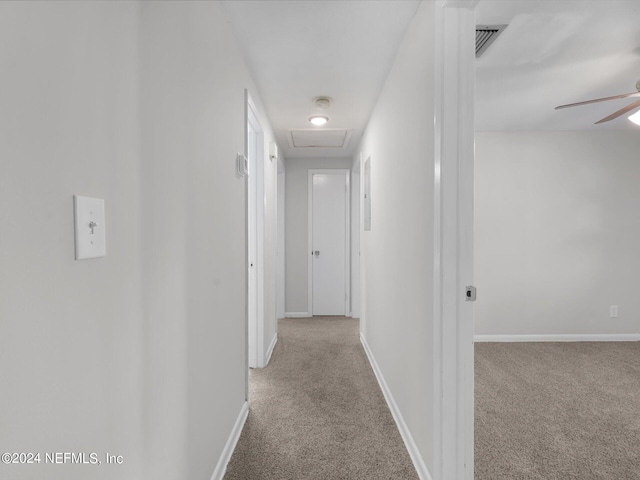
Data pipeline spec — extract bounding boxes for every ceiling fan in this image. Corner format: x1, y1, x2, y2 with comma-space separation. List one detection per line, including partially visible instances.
555, 79, 640, 124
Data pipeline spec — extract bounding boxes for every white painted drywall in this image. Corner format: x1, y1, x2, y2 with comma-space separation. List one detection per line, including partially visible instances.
284, 157, 353, 315
0, 3, 142, 479
356, 0, 436, 471
0, 2, 278, 480
476, 131, 640, 336
221, 0, 421, 159
139, 2, 278, 477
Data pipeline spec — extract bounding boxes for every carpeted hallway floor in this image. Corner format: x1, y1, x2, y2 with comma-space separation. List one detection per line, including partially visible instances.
475, 341, 640, 480
224, 317, 419, 480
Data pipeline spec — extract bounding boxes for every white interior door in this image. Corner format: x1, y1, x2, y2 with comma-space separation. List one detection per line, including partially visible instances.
247, 120, 258, 368
247, 96, 264, 369
311, 172, 348, 316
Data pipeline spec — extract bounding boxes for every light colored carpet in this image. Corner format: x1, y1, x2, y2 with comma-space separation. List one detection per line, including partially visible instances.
475, 341, 640, 479
224, 317, 419, 480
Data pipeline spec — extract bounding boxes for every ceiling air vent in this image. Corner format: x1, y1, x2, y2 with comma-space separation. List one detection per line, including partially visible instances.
476, 24, 507, 58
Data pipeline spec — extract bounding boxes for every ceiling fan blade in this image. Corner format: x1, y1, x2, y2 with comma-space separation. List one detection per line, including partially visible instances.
594, 99, 640, 124
555, 92, 640, 110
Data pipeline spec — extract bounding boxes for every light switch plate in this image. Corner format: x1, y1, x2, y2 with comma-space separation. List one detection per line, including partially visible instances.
74, 195, 106, 260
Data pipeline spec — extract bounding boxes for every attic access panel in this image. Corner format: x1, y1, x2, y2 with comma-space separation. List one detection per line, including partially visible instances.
289, 129, 352, 148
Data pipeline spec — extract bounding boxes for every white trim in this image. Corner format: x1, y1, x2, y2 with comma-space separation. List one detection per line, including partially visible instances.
284, 311, 311, 318
265, 333, 278, 365
345, 169, 351, 318
209, 401, 249, 480
307, 170, 313, 315
475, 334, 640, 342
349, 158, 361, 321
247, 94, 265, 370
307, 169, 351, 316
276, 160, 286, 320
433, 2, 476, 480
358, 153, 365, 337
360, 334, 432, 480
243, 89, 249, 401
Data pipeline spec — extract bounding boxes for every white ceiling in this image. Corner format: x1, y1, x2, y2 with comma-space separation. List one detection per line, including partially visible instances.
476, 0, 640, 131
223, 0, 640, 159
221, 0, 420, 158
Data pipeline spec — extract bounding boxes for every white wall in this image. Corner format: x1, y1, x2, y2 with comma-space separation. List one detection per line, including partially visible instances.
0, 2, 278, 479
140, 2, 278, 477
476, 131, 640, 337
0, 3, 142, 479
356, 0, 436, 472
284, 157, 353, 315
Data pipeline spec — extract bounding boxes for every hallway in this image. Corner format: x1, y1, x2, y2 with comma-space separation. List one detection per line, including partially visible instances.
224, 318, 418, 480
0, 2, 472, 479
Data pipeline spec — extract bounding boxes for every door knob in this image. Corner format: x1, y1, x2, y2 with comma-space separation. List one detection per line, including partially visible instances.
314, 250, 320, 257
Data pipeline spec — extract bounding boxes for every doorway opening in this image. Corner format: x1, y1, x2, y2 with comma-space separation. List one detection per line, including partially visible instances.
247, 94, 265, 370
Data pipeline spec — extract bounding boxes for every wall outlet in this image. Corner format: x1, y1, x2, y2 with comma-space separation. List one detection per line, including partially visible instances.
610, 305, 619, 318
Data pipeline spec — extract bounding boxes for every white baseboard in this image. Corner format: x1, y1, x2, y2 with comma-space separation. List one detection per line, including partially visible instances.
209, 401, 248, 480
360, 334, 432, 480
475, 334, 640, 342
265, 333, 277, 366
285, 312, 310, 318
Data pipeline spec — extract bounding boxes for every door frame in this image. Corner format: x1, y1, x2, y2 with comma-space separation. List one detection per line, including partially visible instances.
432, 1, 477, 479
246, 91, 266, 370
353, 153, 365, 336
350, 157, 361, 320
276, 158, 286, 320
307, 169, 350, 317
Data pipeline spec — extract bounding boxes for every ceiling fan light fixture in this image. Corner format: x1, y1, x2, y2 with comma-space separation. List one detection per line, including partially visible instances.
628, 110, 640, 126
309, 115, 329, 126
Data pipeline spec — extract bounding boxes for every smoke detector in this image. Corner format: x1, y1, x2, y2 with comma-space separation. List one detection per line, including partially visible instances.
314, 97, 332, 109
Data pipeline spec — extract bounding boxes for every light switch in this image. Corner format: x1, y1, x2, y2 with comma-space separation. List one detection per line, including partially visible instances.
74, 195, 106, 260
